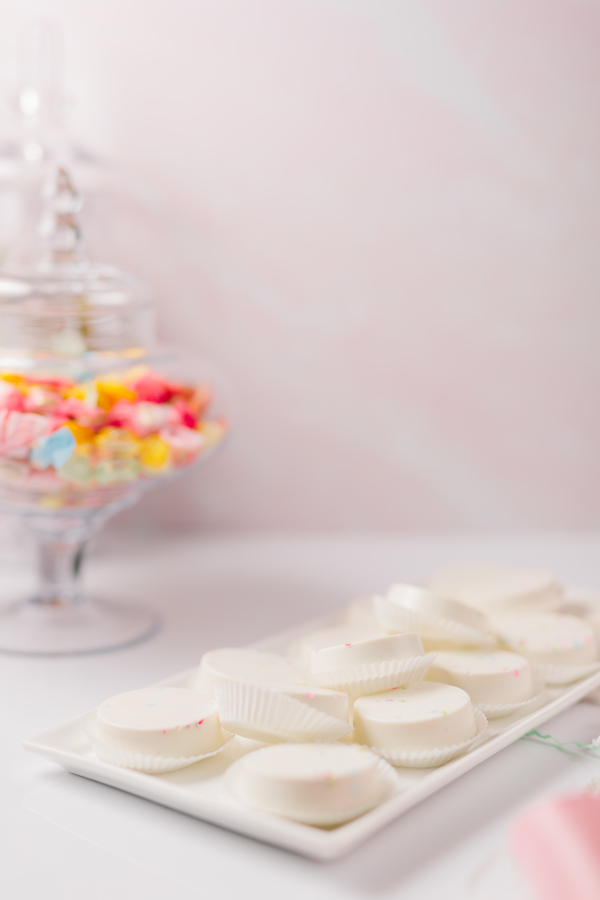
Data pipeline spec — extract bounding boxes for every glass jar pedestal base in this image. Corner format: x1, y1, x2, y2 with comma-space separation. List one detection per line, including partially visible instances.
0, 494, 161, 656
0, 596, 158, 655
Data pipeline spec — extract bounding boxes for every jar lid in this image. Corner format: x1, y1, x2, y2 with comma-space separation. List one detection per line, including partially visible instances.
0, 167, 153, 366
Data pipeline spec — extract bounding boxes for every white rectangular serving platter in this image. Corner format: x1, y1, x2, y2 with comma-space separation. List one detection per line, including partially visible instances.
23, 615, 600, 861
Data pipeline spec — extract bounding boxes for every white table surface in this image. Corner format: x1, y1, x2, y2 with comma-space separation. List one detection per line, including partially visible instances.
3, 530, 600, 900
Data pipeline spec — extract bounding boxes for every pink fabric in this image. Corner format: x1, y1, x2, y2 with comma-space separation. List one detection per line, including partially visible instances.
511, 794, 600, 900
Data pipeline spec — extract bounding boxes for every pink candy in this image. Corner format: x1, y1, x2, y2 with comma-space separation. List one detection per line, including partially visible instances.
127, 373, 174, 404
0, 409, 49, 453
0, 381, 25, 413
171, 401, 197, 429
159, 425, 204, 465
159, 425, 204, 451
108, 400, 177, 437
23, 386, 60, 414
54, 398, 106, 428
25, 375, 72, 390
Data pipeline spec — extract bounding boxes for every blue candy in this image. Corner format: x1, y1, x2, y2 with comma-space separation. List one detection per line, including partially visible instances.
31, 426, 76, 470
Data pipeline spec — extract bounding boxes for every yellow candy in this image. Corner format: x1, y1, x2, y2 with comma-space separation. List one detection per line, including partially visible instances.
63, 381, 98, 406
63, 421, 95, 446
96, 379, 136, 411
139, 436, 169, 469
63, 385, 86, 401
0, 373, 26, 390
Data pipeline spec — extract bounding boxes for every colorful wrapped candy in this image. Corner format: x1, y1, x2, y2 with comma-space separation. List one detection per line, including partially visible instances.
0, 365, 226, 503
0, 409, 50, 454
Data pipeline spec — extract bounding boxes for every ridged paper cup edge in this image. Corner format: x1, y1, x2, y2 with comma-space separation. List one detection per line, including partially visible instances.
475, 677, 547, 718
308, 653, 436, 695
83, 713, 232, 773
533, 660, 600, 686
225, 755, 398, 826
215, 681, 352, 743
372, 596, 494, 647
362, 706, 488, 768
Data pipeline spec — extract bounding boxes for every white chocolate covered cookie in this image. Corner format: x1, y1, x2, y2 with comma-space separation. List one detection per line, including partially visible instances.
374, 584, 493, 646
289, 624, 386, 664
425, 650, 534, 705
92, 687, 224, 759
308, 633, 432, 695
427, 564, 562, 613
195, 648, 307, 697
494, 614, 597, 667
353, 681, 477, 754
309, 633, 424, 674
227, 743, 392, 824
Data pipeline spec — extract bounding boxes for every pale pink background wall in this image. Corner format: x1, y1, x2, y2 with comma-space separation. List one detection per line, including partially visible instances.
0, 1, 599, 531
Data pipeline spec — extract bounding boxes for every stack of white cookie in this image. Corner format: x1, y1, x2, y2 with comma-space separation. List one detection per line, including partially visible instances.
83, 563, 600, 827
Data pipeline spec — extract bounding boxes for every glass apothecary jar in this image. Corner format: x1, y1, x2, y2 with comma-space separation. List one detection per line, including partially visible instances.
0, 168, 228, 654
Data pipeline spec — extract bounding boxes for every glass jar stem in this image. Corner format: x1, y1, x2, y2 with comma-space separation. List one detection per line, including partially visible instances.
0, 507, 157, 654
27, 515, 100, 608
35, 535, 87, 606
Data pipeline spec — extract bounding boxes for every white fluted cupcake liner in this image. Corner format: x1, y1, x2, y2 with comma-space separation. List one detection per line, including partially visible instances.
533, 660, 600, 686
83, 714, 233, 773
214, 681, 352, 743
309, 653, 436, 696
474, 678, 547, 719
226, 755, 398, 826
362, 706, 488, 768
372, 596, 494, 647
